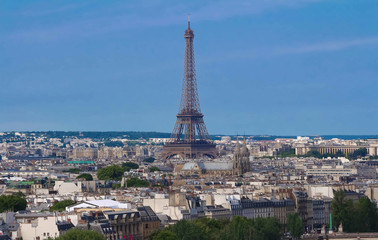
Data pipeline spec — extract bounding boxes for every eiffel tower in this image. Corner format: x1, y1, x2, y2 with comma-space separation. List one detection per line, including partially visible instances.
162, 18, 217, 160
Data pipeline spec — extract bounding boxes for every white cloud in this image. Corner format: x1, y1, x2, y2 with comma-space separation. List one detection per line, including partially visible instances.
199, 36, 378, 63
276, 37, 378, 55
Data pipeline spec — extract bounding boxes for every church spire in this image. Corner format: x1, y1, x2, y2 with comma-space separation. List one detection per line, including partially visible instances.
241, 136, 248, 154
235, 136, 240, 153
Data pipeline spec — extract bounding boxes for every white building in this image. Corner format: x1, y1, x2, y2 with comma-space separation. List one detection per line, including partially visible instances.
66, 199, 130, 212
15, 213, 77, 240
53, 181, 82, 195
305, 165, 357, 178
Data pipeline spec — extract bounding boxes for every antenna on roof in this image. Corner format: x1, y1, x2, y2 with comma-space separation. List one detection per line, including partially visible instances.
188, 14, 191, 28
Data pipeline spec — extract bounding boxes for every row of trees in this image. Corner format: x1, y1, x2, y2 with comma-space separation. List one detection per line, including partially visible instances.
148, 217, 282, 240
55, 228, 105, 240
277, 149, 296, 158
103, 140, 124, 147
65, 168, 81, 174
331, 190, 378, 232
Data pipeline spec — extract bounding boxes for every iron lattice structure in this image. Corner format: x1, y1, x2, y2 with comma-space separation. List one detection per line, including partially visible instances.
162, 20, 217, 160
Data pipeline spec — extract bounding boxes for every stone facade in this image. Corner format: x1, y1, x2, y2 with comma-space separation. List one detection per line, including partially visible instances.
233, 138, 251, 176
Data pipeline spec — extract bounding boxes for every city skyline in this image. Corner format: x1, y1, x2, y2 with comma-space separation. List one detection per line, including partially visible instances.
2, 0, 378, 135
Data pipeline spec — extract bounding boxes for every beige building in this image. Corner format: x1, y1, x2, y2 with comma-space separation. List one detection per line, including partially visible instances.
15, 213, 76, 240
305, 165, 357, 178
143, 193, 187, 221
204, 206, 231, 220
295, 144, 377, 156
104, 207, 160, 240
177, 162, 233, 176
53, 181, 82, 195
365, 185, 378, 201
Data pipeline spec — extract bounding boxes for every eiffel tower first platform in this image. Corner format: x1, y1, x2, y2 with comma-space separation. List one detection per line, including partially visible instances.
161, 19, 217, 160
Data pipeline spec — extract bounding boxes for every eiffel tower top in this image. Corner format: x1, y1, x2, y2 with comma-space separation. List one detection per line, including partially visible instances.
184, 15, 194, 38
179, 16, 200, 115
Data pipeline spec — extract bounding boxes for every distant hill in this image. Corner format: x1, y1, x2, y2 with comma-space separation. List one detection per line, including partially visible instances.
4, 131, 378, 141
22, 131, 171, 140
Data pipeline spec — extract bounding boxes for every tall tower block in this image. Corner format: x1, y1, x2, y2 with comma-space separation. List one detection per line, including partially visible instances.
162, 19, 217, 160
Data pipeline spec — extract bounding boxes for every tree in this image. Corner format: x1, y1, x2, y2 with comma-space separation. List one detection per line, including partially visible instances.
148, 229, 179, 240
149, 167, 160, 172
0, 192, 27, 212
331, 190, 359, 232
278, 148, 296, 158
332, 192, 378, 233
331, 190, 347, 229
66, 168, 81, 174
304, 150, 322, 158
143, 157, 155, 163
50, 199, 75, 212
335, 150, 345, 157
148, 216, 282, 240
104, 140, 124, 147
287, 213, 303, 239
97, 165, 125, 181
122, 162, 139, 169
348, 148, 367, 160
56, 228, 106, 240
354, 197, 378, 232
121, 162, 139, 172
255, 217, 281, 240
76, 173, 93, 181
220, 216, 251, 240
194, 217, 226, 240
171, 220, 206, 240
126, 178, 149, 187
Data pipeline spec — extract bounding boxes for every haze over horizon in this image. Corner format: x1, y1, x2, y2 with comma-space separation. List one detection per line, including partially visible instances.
2, 0, 378, 135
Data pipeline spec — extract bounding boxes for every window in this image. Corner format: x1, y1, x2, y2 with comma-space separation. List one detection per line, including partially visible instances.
146, 224, 149, 229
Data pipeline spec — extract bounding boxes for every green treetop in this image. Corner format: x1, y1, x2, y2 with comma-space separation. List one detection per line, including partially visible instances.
0, 192, 27, 213
76, 173, 93, 181
50, 199, 75, 212
56, 228, 106, 240
97, 165, 125, 181
287, 213, 304, 240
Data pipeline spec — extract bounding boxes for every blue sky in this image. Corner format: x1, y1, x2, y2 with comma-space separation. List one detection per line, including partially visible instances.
1, 0, 378, 135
